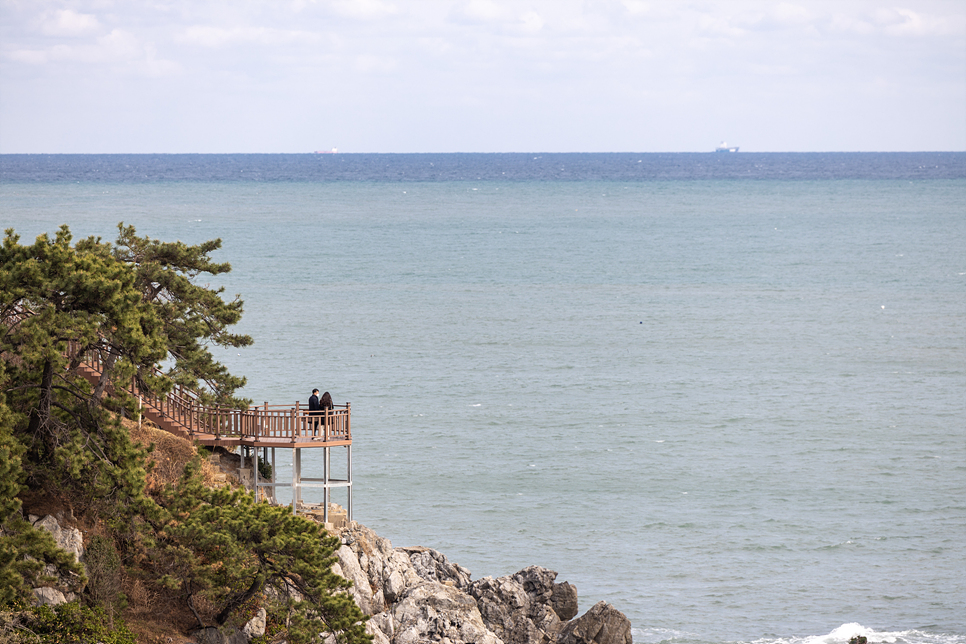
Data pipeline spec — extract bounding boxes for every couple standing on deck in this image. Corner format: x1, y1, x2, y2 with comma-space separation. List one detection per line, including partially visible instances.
309, 389, 333, 436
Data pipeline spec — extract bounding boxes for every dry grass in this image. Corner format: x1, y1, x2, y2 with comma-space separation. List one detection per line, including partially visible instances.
124, 418, 217, 491
120, 418, 224, 641
17, 418, 234, 641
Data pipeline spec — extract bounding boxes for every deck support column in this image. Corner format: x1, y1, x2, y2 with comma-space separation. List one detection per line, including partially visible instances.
323, 447, 330, 524
347, 444, 352, 522
292, 447, 301, 515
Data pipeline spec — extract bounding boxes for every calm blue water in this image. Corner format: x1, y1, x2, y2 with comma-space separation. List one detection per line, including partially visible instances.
2, 154, 964, 644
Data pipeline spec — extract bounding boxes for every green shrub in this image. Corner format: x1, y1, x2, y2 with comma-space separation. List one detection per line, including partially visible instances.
5, 602, 136, 644
257, 456, 273, 481
84, 534, 127, 624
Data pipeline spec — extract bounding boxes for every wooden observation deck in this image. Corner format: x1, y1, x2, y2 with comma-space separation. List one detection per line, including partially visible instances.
75, 348, 352, 523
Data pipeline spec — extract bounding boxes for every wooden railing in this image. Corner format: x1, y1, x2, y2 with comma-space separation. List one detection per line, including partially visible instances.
72, 343, 350, 446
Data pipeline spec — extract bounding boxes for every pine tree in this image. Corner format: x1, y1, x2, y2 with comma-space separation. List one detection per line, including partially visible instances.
107, 223, 253, 407
156, 460, 371, 643
1, 225, 370, 642
0, 393, 85, 606
0, 226, 166, 498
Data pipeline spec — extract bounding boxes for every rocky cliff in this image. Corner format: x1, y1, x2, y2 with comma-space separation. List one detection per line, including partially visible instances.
28, 505, 632, 644
334, 521, 632, 644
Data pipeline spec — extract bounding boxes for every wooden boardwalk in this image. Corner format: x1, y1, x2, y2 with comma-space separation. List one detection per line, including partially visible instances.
74, 347, 353, 522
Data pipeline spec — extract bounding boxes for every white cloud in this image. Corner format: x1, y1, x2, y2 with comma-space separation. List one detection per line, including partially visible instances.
40, 9, 101, 37
352, 53, 397, 73
3, 24, 180, 76
416, 37, 454, 56
1, 0, 963, 152
769, 3, 811, 27
519, 11, 544, 33
455, 0, 510, 24
873, 8, 943, 37
622, 1, 650, 17
97, 29, 142, 60
327, 0, 399, 20
8, 49, 51, 65
178, 25, 320, 48
830, 5, 964, 38
696, 13, 746, 39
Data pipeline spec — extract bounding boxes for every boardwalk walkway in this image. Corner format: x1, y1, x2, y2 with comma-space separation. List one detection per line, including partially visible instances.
74, 347, 352, 522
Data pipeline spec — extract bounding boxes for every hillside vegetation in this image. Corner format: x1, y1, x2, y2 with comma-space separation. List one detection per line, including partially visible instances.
0, 224, 370, 643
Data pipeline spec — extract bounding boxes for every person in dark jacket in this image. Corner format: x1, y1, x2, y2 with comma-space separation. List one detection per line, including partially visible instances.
309, 389, 321, 435
320, 391, 334, 434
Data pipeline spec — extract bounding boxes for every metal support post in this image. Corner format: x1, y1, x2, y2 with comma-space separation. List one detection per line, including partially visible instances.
323, 446, 330, 524
292, 448, 300, 515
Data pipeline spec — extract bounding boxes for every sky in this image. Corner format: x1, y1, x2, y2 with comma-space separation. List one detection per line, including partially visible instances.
0, 0, 964, 153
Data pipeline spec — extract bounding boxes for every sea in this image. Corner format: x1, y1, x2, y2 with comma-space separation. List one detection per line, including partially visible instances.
2, 152, 964, 644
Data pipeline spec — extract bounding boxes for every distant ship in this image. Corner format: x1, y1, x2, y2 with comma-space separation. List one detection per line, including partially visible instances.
314, 148, 338, 154
715, 142, 739, 152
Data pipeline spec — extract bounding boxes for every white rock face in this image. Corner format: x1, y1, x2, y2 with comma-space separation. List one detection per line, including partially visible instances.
32, 586, 67, 607
557, 601, 633, 644
366, 613, 393, 644
337, 544, 374, 615
32, 514, 84, 562
403, 546, 473, 590
242, 607, 267, 639
334, 521, 632, 644
392, 583, 503, 644
470, 566, 563, 644
28, 514, 84, 606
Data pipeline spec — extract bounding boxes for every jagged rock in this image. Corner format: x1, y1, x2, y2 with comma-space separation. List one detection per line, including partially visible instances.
366, 611, 394, 644
336, 522, 631, 644
32, 514, 84, 563
383, 550, 422, 605
557, 601, 632, 644
392, 583, 503, 644
341, 521, 398, 612
241, 608, 267, 641
28, 514, 83, 604
401, 546, 473, 590
552, 581, 579, 621
366, 624, 391, 644
32, 586, 67, 607
470, 566, 563, 644
336, 545, 374, 615
371, 588, 387, 615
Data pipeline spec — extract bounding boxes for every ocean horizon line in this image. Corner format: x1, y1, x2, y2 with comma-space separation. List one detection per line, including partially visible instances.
3, 150, 966, 156
3, 150, 964, 183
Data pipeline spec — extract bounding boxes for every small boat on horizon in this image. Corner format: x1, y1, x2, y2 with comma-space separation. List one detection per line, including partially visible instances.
314, 148, 338, 154
715, 142, 739, 152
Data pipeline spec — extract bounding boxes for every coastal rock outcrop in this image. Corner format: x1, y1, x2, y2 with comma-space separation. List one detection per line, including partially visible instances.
469, 566, 564, 644
336, 521, 633, 644
557, 601, 632, 644
392, 583, 501, 644
402, 546, 473, 590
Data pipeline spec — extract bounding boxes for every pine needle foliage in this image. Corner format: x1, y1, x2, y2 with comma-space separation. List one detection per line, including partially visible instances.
154, 458, 369, 642
1, 225, 369, 642
0, 395, 86, 606
109, 223, 253, 407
